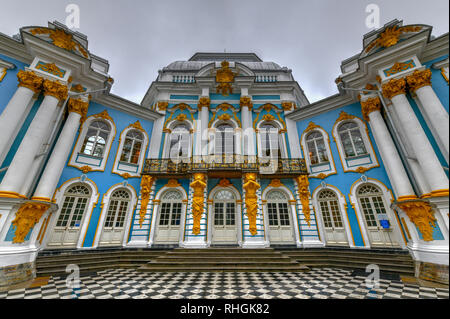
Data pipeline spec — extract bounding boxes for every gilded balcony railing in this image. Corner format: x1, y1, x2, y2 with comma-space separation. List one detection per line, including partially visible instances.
142, 156, 307, 176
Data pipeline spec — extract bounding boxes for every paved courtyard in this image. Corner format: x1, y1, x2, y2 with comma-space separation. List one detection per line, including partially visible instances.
0, 268, 448, 299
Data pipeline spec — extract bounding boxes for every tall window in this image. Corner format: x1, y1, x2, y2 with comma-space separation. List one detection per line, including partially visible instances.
267, 190, 290, 226
357, 184, 387, 227
214, 190, 236, 226
81, 120, 111, 157
159, 190, 183, 226
317, 189, 343, 228
260, 124, 281, 158
169, 124, 190, 159
104, 189, 130, 228
305, 131, 329, 165
215, 124, 234, 155
56, 184, 91, 228
338, 122, 367, 158
120, 130, 144, 165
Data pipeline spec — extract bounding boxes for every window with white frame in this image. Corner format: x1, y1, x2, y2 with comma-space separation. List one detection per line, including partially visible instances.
81, 120, 111, 158
215, 124, 235, 155
357, 184, 388, 228
317, 189, 343, 228
337, 122, 368, 158
119, 130, 144, 165
305, 131, 329, 165
159, 190, 183, 226
168, 124, 191, 159
104, 189, 131, 228
260, 123, 281, 158
55, 184, 91, 228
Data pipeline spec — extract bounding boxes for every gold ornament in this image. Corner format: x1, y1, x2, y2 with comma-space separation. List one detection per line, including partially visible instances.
382, 77, 406, 99
127, 120, 144, 131
281, 102, 294, 111
304, 122, 321, 133
240, 96, 253, 109
79, 166, 92, 174
406, 69, 432, 93
243, 173, 260, 236
384, 61, 415, 77
139, 175, 155, 227
17, 70, 43, 93
262, 114, 275, 121
365, 25, 422, 53
166, 179, 181, 187
30, 28, 88, 58
157, 101, 168, 111
268, 179, 283, 188
218, 178, 231, 187
36, 62, 65, 78
11, 202, 50, 243
71, 84, 85, 93
190, 173, 207, 235
397, 200, 436, 241
296, 175, 311, 226
198, 97, 210, 110
43, 79, 68, 101
216, 60, 236, 96
360, 97, 382, 121
176, 113, 187, 121
68, 98, 89, 123
218, 113, 231, 121
93, 110, 114, 122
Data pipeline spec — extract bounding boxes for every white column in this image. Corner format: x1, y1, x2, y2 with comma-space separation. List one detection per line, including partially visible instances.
361, 96, 415, 199
383, 78, 448, 195
286, 117, 301, 158
32, 98, 88, 201
148, 108, 165, 158
0, 80, 67, 198
0, 71, 43, 166
200, 103, 209, 157
407, 69, 449, 162
240, 96, 256, 160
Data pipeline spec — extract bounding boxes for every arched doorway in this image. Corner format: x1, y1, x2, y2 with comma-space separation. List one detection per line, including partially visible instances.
154, 190, 183, 244
356, 184, 398, 247
317, 189, 348, 246
265, 190, 295, 244
47, 184, 92, 248
212, 189, 238, 245
98, 188, 132, 247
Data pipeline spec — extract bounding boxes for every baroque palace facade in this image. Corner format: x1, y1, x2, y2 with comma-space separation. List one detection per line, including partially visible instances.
0, 19, 448, 289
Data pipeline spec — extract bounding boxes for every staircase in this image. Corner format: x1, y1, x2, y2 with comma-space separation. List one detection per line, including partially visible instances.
137, 248, 310, 272
281, 248, 415, 276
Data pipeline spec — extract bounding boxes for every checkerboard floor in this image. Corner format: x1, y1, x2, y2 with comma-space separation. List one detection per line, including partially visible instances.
0, 268, 448, 299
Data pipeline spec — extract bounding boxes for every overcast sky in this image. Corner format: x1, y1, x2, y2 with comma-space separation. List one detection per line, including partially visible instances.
0, 0, 448, 104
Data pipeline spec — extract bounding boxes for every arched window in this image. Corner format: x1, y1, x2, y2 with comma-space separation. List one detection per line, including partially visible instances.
305, 131, 329, 165
214, 190, 236, 226
260, 123, 281, 158
337, 122, 368, 158
80, 120, 111, 157
55, 184, 91, 228
215, 124, 234, 155
168, 124, 190, 159
119, 130, 144, 165
267, 190, 290, 226
104, 189, 131, 228
357, 184, 387, 227
317, 189, 343, 228
159, 190, 183, 226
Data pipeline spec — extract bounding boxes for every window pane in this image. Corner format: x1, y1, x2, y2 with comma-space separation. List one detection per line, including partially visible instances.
339, 131, 355, 157
130, 140, 142, 164
170, 203, 182, 226
159, 203, 171, 225
120, 138, 133, 162
214, 203, 224, 226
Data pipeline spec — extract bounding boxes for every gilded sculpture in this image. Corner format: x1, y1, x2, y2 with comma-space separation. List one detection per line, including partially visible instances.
190, 173, 207, 235
365, 25, 422, 53
397, 200, 436, 241
12, 202, 50, 243
30, 27, 88, 58
216, 60, 236, 96
243, 173, 260, 236
296, 175, 311, 226
139, 175, 155, 227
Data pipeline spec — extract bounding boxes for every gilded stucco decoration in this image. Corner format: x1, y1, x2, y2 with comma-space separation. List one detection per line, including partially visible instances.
243, 173, 260, 236
12, 202, 50, 243
268, 179, 283, 188
68, 98, 89, 123
198, 97, 210, 110
43, 79, 68, 101
381, 77, 406, 100
157, 101, 169, 111
406, 69, 432, 93
215, 60, 236, 96
384, 60, 415, 77
296, 175, 311, 226
166, 179, 181, 187
218, 178, 231, 187
139, 175, 155, 228
190, 173, 207, 235
93, 110, 114, 122
79, 166, 92, 174
281, 102, 294, 111
240, 96, 253, 110
30, 28, 89, 58
360, 96, 382, 122
365, 25, 422, 53
36, 62, 66, 78
17, 70, 43, 93
397, 200, 436, 241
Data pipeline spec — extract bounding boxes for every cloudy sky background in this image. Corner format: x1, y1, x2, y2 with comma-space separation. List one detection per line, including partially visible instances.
1, 0, 448, 104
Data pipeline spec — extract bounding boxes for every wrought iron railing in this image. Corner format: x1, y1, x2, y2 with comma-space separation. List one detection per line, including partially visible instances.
142, 156, 307, 175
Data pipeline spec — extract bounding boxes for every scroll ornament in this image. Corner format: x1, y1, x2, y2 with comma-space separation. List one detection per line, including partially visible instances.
243, 173, 261, 236
190, 173, 207, 235
12, 202, 50, 243
139, 175, 155, 227
397, 200, 436, 241
296, 175, 311, 226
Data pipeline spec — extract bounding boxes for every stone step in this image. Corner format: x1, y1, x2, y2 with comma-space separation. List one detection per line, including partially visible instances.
156, 256, 293, 262
138, 265, 310, 272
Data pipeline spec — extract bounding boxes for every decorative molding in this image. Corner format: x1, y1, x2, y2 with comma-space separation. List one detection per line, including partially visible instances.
35, 61, 66, 78
365, 25, 422, 53
30, 27, 89, 58
157, 101, 168, 111
12, 202, 50, 243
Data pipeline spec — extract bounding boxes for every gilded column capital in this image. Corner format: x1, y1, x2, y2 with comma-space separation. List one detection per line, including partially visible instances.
68, 98, 89, 123
397, 199, 436, 241
198, 96, 210, 111
17, 70, 43, 93
406, 69, 432, 93
382, 77, 406, 100
240, 96, 253, 110
43, 79, 68, 102
157, 101, 168, 111
281, 101, 294, 111
360, 96, 382, 121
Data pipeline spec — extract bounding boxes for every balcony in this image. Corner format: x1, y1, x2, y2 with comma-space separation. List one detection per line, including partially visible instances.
142, 156, 307, 178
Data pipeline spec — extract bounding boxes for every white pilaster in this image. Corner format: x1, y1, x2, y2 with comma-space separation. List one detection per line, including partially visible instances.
148, 114, 165, 158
